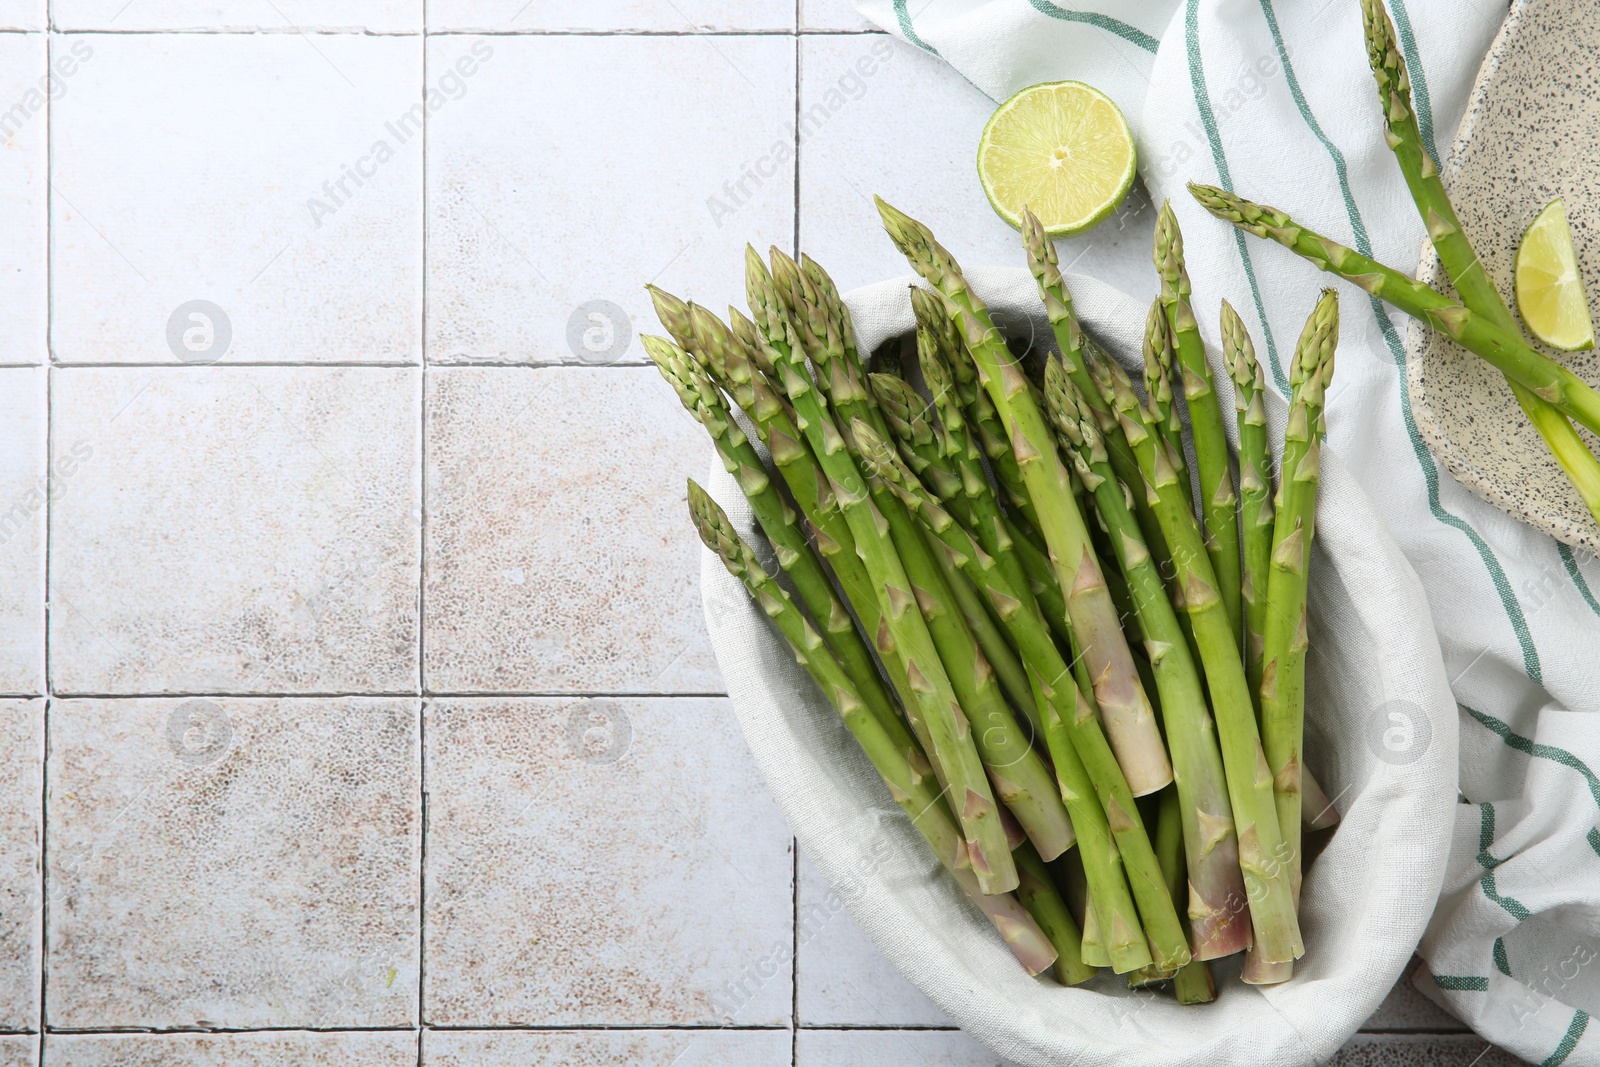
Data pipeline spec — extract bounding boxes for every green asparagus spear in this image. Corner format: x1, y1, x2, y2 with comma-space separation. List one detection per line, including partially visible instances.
1022, 207, 1174, 569
1141, 300, 1194, 512
1222, 300, 1276, 700
878, 198, 1174, 800
1094, 350, 1303, 964
1359, 0, 1600, 527
854, 418, 1188, 972
1014, 840, 1098, 985
645, 334, 899, 729
1263, 291, 1337, 897
909, 287, 1044, 536
1156, 203, 1242, 640
1187, 182, 1600, 438
746, 254, 1031, 890
1156, 788, 1218, 1003
1044, 360, 1250, 960
688, 482, 1058, 973
761, 257, 1075, 862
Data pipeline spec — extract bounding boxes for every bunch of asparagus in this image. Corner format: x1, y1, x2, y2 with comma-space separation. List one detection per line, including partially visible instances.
646, 191, 1342, 995
1191, 0, 1600, 526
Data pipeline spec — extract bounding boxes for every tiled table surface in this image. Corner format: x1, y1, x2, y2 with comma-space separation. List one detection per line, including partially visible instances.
0, 2, 1514, 1064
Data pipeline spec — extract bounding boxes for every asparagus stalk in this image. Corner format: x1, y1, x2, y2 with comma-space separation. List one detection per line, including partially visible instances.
1094, 350, 1304, 964
871, 371, 968, 513
1044, 359, 1251, 960
1222, 300, 1276, 699
910, 286, 1044, 536
688, 482, 1057, 973
1359, 0, 1600, 526
878, 198, 1174, 799
645, 334, 899, 728
737, 257, 1019, 892
1022, 207, 1174, 568
1141, 300, 1195, 512
762, 261, 1075, 863
1156, 788, 1218, 1004
855, 419, 1189, 972
1079, 884, 1110, 968
1302, 764, 1341, 830
1263, 290, 1337, 896
1156, 203, 1242, 640
1187, 183, 1600, 438
1014, 840, 1098, 985
916, 330, 1076, 653
1243, 291, 1338, 986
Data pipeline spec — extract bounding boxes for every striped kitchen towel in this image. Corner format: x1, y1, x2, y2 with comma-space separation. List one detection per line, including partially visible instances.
858, 1, 1600, 1063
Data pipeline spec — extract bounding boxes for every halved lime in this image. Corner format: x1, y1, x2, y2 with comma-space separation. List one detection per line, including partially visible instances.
1515, 197, 1594, 351
977, 81, 1136, 238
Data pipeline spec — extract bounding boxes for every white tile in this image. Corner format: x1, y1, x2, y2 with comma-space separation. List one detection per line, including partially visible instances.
52, 1, 419, 31
426, 0, 791, 32
0, 34, 47, 360
49, 367, 420, 694
45, 1031, 417, 1066
45, 697, 420, 1030
50, 34, 422, 364
797, 1029, 1017, 1066
425, 34, 792, 364
796, 852, 950, 1026
0, 3, 41, 30
797, 35, 1159, 305
423, 1030, 792, 1066
0, 369, 44, 693
799, 0, 875, 31
0, 699, 41, 1030
0, 1035, 34, 1067
423, 366, 718, 693
423, 697, 792, 1025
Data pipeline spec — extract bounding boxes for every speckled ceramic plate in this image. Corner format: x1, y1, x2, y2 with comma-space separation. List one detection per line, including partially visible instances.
1408, 0, 1600, 552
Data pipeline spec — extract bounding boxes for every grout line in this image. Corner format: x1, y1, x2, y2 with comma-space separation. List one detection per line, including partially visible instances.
416, 32, 430, 1053
41, 26, 887, 36
48, 361, 424, 369
42, 691, 731, 700
39, 26, 54, 1052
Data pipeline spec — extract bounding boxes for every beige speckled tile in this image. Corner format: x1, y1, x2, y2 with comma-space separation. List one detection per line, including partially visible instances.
795, 852, 950, 1027
423, 1030, 792, 1066
0, 1035, 34, 1067
796, 1029, 1014, 1066
1328, 1035, 1521, 1066
0, 368, 44, 693
422, 697, 792, 1025
1363, 957, 1470, 1033
0, 699, 41, 1030
0, 34, 46, 361
796, 35, 1159, 305
424, 34, 793, 364
45, 698, 420, 1030
52, 1, 419, 31
43, 1032, 417, 1066
48, 367, 420, 695
50, 34, 422, 363
425, 0, 792, 32
423, 367, 717, 693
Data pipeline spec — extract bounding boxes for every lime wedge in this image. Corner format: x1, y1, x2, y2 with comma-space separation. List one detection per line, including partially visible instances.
1515, 197, 1594, 351
977, 81, 1136, 238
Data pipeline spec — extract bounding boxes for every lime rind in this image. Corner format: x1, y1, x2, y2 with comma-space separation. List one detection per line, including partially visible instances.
977, 80, 1136, 239
1515, 196, 1595, 352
